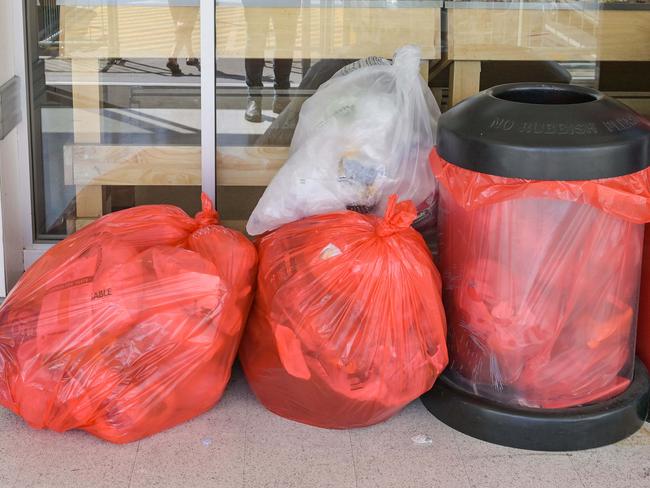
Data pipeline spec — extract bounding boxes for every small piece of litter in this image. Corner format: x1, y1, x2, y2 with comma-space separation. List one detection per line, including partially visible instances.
201, 437, 213, 447
411, 434, 433, 445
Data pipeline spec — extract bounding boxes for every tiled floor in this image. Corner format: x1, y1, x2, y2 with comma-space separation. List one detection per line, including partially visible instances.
2, 367, 650, 488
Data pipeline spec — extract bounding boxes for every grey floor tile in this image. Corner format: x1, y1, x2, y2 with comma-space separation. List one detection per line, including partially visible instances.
0, 409, 32, 487
243, 430, 356, 488
351, 435, 469, 488
242, 387, 352, 440
463, 453, 583, 488
352, 400, 459, 446
130, 430, 246, 488
570, 441, 650, 488
350, 401, 470, 488
12, 429, 138, 488
184, 369, 254, 435
128, 373, 250, 488
3, 372, 650, 488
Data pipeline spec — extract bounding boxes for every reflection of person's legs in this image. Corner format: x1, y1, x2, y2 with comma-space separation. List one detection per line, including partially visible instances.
271, 59, 293, 113
243, 1, 272, 122
270, 5, 298, 114
168, 6, 200, 75
245, 59, 266, 96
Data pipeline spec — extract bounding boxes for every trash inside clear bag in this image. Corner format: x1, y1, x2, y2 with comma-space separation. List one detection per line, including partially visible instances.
246, 45, 440, 237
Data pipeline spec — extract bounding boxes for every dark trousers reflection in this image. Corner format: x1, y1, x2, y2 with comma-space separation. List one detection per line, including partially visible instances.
242, 0, 299, 122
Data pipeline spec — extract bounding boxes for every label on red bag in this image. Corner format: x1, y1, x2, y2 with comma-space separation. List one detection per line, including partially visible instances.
91, 288, 113, 301
320, 243, 342, 260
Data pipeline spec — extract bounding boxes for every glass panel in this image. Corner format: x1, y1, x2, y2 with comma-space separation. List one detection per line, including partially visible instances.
214, 0, 442, 232
440, 0, 650, 107
27, 0, 202, 239
215, 0, 650, 233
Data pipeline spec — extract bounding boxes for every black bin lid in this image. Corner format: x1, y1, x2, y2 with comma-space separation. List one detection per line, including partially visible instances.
437, 83, 650, 181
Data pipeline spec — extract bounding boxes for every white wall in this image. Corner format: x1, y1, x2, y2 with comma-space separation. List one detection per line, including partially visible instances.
0, 0, 29, 297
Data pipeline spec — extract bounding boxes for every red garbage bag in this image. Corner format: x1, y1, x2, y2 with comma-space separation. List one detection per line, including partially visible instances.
431, 149, 650, 408
239, 195, 448, 428
0, 194, 257, 443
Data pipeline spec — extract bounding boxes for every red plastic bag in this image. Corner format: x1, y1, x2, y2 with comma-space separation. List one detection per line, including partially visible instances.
431, 149, 648, 408
239, 195, 448, 428
0, 194, 257, 443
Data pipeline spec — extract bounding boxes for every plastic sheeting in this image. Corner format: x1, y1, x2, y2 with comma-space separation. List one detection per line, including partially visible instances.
431, 149, 650, 408
0, 194, 257, 443
246, 45, 440, 238
240, 196, 448, 428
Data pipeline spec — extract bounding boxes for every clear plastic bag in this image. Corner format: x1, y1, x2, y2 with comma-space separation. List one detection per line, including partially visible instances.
0, 194, 257, 443
431, 149, 650, 408
246, 45, 440, 237
240, 195, 448, 428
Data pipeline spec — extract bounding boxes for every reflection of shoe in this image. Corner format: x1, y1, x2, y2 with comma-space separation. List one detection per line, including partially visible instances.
272, 95, 291, 114
186, 58, 201, 72
167, 60, 183, 76
245, 97, 263, 123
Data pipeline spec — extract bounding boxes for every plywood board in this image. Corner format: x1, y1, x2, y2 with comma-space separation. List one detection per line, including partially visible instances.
448, 9, 650, 61
59, 5, 441, 60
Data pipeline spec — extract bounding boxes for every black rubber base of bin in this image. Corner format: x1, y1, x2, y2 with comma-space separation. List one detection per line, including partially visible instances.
421, 361, 649, 451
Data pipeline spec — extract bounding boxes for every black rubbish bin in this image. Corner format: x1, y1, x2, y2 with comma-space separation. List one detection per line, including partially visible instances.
422, 83, 650, 451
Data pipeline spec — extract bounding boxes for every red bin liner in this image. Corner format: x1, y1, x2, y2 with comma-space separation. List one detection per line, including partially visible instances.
431, 149, 650, 408
0, 194, 257, 443
239, 195, 448, 428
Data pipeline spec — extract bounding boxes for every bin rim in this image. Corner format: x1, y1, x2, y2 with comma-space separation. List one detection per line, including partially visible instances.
437, 82, 650, 181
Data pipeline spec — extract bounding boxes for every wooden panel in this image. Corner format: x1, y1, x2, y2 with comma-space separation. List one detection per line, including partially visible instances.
70, 59, 101, 144
60, 6, 201, 59
59, 6, 440, 59
448, 9, 650, 61
67, 217, 97, 234
217, 6, 441, 60
217, 146, 288, 186
449, 61, 481, 107
67, 145, 289, 187
75, 185, 103, 218
70, 145, 202, 186
70, 58, 104, 220
68, 217, 251, 236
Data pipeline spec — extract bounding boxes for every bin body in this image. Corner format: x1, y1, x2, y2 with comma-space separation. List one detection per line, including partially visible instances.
636, 226, 650, 369
431, 82, 650, 411
439, 187, 642, 408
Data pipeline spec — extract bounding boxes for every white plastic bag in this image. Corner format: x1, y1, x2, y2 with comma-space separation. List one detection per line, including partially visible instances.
246, 45, 440, 236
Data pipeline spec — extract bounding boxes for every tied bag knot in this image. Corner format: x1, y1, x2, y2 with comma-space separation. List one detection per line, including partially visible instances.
375, 194, 417, 237
194, 192, 220, 227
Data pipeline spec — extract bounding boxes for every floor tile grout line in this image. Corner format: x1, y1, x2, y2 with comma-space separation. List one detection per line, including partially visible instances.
10, 455, 25, 488
348, 431, 359, 488
127, 440, 141, 488
567, 453, 589, 488
451, 434, 475, 488
242, 382, 250, 488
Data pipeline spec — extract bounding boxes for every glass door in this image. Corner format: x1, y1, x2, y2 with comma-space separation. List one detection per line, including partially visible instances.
26, 0, 204, 240
22, 0, 650, 244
